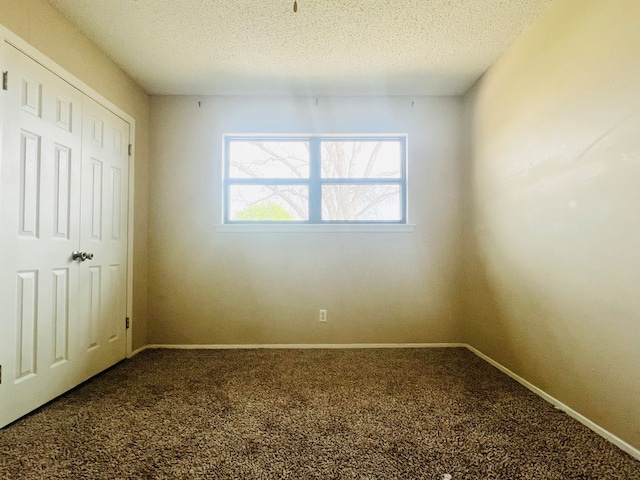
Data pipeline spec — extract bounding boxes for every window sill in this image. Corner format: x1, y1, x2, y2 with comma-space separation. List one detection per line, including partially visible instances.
215, 224, 416, 233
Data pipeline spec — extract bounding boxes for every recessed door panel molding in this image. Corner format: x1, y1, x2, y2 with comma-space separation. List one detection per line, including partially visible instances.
52, 268, 69, 365
111, 166, 122, 241
107, 264, 122, 342
53, 144, 72, 239
113, 128, 122, 155
87, 265, 101, 350
0, 38, 133, 429
55, 95, 72, 132
19, 130, 41, 238
91, 159, 103, 241
16, 270, 38, 381
91, 116, 103, 147
20, 74, 42, 118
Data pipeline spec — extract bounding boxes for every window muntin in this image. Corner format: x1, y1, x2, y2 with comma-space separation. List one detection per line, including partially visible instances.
224, 135, 407, 224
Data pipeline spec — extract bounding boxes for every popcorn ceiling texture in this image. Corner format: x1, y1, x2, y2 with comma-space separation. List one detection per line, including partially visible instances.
47, 0, 553, 95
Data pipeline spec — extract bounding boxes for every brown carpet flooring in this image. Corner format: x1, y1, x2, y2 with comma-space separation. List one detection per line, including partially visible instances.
0, 347, 639, 479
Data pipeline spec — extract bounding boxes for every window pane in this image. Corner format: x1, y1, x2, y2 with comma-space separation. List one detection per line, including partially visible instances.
321, 140, 402, 179
229, 141, 310, 179
321, 185, 402, 221
229, 185, 309, 221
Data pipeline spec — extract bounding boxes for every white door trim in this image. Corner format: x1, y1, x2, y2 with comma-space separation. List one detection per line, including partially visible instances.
0, 26, 137, 357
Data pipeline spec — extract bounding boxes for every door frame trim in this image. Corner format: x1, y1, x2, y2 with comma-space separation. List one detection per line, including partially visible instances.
0, 26, 137, 358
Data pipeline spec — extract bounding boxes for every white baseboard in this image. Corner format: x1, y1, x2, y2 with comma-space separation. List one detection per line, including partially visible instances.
128, 345, 152, 357
142, 342, 467, 350
465, 344, 640, 462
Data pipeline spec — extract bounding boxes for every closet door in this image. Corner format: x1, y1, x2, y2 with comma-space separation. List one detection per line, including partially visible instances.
77, 97, 129, 380
0, 44, 131, 428
0, 44, 83, 427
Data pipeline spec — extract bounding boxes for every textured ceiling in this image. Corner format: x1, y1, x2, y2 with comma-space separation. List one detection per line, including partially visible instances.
47, 0, 553, 96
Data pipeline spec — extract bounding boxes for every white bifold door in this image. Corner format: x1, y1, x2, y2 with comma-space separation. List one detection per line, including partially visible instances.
0, 43, 130, 428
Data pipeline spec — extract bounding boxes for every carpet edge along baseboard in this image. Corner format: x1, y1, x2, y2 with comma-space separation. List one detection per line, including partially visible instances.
129, 342, 640, 462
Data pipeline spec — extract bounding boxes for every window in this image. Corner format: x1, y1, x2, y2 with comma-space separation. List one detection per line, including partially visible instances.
223, 135, 407, 224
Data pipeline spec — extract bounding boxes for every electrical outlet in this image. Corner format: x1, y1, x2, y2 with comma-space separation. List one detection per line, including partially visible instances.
319, 309, 327, 322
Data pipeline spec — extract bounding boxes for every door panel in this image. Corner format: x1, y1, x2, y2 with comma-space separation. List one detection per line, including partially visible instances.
52, 267, 70, 365
77, 96, 129, 380
0, 44, 83, 427
16, 270, 38, 381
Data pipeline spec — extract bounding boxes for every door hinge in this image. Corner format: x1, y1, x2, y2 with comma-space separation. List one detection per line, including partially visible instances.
128, 144, 132, 156
125, 317, 130, 329
2, 71, 8, 91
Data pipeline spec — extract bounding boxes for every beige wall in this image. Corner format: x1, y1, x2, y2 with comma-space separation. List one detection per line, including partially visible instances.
0, 0, 150, 349
5, 0, 637, 454
148, 95, 465, 345
463, 0, 640, 449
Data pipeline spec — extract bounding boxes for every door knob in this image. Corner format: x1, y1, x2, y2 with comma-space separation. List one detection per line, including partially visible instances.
71, 251, 94, 261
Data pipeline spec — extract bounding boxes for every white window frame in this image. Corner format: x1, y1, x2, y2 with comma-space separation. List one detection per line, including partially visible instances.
221, 134, 410, 229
